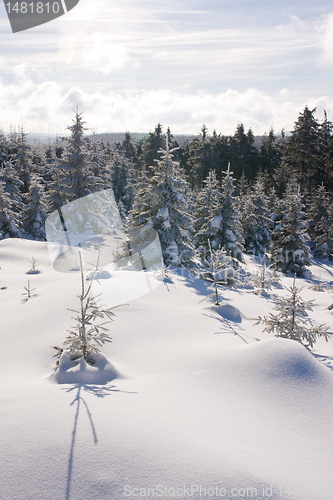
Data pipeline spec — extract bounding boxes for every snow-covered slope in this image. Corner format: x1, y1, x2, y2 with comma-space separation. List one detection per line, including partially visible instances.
0, 239, 333, 500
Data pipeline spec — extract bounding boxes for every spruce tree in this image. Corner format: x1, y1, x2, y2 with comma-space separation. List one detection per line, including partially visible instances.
250, 256, 281, 295
85, 129, 109, 187
109, 151, 136, 212
51, 252, 116, 369
229, 124, 259, 181
258, 128, 281, 180
242, 179, 271, 256
140, 123, 166, 171
318, 110, 333, 188
128, 167, 151, 229
307, 184, 333, 260
166, 127, 180, 152
184, 126, 220, 189
194, 169, 222, 256
284, 106, 321, 189
0, 127, 8, 165
47, 167, 69, 212
118, 131, 138, 163
22, 176, 48, 240
256, 275, 332, 348
200, 241, 234, 303
219, 163, 244, 264
10, 123, 32, 194
271, 178, 309, 276
129, 140, 193, 267
1, 161, 24, 212
62, 111, 96, 200
0, 181, 22, 239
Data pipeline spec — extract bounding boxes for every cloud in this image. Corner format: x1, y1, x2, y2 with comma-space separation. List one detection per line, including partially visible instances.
319, 12, 333, 66
1, 0, 332, 137
81, 33, 132, 75
0, 2, 326, 90
1, 81, 333, 135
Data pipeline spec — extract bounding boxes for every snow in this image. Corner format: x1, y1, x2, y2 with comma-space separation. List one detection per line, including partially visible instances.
210, 215, 222, 229
157, 207, 169, 220
51, 352, 121, 385
0, 238, 333, 500
225, 228, 236, 241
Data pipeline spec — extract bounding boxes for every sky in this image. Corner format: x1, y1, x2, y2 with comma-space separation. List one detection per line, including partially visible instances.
0, 0, 333, 136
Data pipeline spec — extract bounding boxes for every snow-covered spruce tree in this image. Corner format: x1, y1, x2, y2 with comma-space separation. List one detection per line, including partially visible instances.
284, 106, 322, 189
271, 177, 310, 277
47, 167, 69, 212
30, 141, 46, 177
200, 240, 235, 301
241, 179, 271, 256
237, 173, 250, 215
118, 131, 138, 163
250, 256, 281, 295
307, 184, 333, 260
85, 129, 109, 185
0, 180, 23, 239
141, 123, 166, 171
186, 125, 220, 189
229, 123, 257, 181
219, 163, 244, 264
1, 160, 24, 213
129, 139, 194, 267
267, 186, 281, 231
22, 175, 48, 240
0, 127, 7, 165
109, 150, 137, 212
194, 169, 223, 256
258, 128, 281, 183
51, 252, 116, 368
61, 111, 97, 201
255, 275, 332, 348
67, 111, 88, 199
273, 158, 291, 199
127, 167, 150, 228
10, 123, 32, 194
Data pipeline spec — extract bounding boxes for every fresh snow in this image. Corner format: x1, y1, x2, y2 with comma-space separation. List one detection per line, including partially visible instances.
210, 215, 222, 229
0, 238, 333, 500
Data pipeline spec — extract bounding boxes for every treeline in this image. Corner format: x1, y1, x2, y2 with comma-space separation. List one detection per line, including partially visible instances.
0, 106, 332, 275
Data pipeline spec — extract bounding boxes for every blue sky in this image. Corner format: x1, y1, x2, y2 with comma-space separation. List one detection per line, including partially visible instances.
0, 0, 333, 135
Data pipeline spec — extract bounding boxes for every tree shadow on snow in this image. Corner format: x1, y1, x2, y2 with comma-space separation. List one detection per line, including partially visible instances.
160, 276, 176, 292
63, 383, 137, 500
314, 259, 333, 277
203, 311, 260, 345
312, 353, 333, 373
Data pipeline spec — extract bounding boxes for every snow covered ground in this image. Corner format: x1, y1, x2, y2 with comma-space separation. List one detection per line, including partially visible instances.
0, 238, 333, 500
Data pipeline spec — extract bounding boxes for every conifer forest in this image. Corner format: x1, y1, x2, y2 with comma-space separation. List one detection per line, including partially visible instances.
1, 105, 333, 277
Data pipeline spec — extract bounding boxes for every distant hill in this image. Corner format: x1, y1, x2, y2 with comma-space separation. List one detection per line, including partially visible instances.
20, 131, 286, 148
84, 132, 196, 148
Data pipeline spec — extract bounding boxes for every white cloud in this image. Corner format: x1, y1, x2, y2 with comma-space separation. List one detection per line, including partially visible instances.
0, 3, 325, 89
1, 81, 333, 135
82, 33, 132, 75
1, 0, 333, 137
319, 12, 333, 66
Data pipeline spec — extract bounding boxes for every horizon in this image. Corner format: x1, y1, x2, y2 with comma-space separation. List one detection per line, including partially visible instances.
7, 129, 289, 147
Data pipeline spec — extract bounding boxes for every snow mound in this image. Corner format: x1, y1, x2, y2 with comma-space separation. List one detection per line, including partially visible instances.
236, 338, 330, 385
50, 351, 122, 385
212, 303, 242, 323
87, 269, 112, 280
